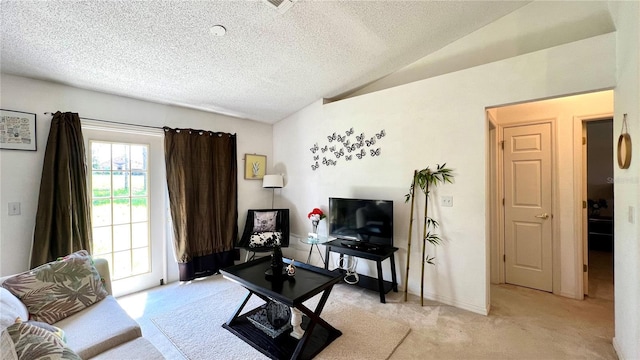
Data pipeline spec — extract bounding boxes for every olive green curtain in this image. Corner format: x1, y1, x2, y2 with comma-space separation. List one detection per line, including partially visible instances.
163, 127, 237, 281
31, 112, 92, 268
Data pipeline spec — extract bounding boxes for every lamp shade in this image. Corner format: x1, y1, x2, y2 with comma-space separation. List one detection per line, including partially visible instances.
262, 174, 284, 188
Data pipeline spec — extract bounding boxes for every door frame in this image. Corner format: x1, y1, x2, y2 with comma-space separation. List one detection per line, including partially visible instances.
494, 117, 561, 295
572, 113, 614, 299
82, 119, 168, 296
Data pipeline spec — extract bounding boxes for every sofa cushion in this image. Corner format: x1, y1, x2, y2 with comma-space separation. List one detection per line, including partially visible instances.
54, 295, 141, 359
19, 318, 66, 342
89, 337, 165, 360
1, 330, 18, 360
0, 288, 29, 331
1, 250, 108, 324
4, 321, 81, 360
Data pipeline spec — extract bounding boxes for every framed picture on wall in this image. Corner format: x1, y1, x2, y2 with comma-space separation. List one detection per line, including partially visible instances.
0, 109, 37, 151
244, 153, 266, 180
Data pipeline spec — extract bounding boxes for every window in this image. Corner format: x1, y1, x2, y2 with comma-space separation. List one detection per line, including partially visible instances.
90, 141, 150, 280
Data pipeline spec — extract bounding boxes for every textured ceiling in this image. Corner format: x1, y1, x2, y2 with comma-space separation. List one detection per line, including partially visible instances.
1, 1, 529, 123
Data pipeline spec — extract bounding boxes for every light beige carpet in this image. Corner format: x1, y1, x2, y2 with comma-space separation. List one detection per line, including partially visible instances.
151, 284, 410, 360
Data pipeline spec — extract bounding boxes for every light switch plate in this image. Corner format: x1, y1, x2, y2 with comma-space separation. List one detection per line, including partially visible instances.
441, 196, 453, 207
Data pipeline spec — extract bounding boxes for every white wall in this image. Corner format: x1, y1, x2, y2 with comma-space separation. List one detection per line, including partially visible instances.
495, 91, 614, 298
610, 1, 640, 359
0, 74, 274, 282
274, 33, 616, 315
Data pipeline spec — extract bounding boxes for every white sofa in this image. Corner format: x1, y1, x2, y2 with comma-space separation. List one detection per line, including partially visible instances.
0, 258, 164, 359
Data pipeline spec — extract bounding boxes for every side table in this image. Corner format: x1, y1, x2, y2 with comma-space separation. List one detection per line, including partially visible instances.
299, 235, 332, 264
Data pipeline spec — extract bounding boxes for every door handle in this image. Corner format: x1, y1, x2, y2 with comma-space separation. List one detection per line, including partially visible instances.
535, 213, 550, 220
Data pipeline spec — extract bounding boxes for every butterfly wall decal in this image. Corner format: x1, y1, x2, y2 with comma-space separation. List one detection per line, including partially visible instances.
327, 133, 337, 142
345, 127, 354, 136
345, 155, 353, 161
376, 130, 386, 139
311, 162, 319, 171
356, 133, 364, 142
321, 145, 328, 153
356, 149, 366, 159
329, 145, 336, 152
337, 134, 345, 143
310, 143, 319, 154
365, 137, 376, 147
334, 148, 344, 158
370, 148, 381, 156
313, 155, 319, 161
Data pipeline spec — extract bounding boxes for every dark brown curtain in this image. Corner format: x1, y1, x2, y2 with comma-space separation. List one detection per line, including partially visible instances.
31, 112, 92, 268
163, 127, 237, 281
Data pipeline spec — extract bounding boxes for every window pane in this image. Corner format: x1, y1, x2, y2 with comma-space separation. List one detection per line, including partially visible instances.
131, 197, 148, 222
112, 144, 130, 170
112, 171, 130, 197
131, 145, 147, 171
91, 142, 111, 170
132, 222, 149, 248
92, 199, 111, 226
113, 250, 131, 280
132, 248, 149, 275
131, 172, 147, 196
113, 224, 131, 252
92, 171, 111, 198
92, 226, 112, 255
112, 198, 130, 224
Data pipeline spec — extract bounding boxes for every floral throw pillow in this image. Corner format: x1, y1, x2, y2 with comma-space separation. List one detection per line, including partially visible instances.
5, 321, 81, 360
1, 250, 108, 324
249, 232, 283, 248
254, 211, 278, 232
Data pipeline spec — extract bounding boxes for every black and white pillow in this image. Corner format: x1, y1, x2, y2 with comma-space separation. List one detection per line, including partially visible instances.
253, 211, 277, 232
249, 232, 282, 248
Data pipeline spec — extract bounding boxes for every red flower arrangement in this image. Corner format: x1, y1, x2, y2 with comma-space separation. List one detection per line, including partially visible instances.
307, 208, 326, 222
308, 208, 325, 234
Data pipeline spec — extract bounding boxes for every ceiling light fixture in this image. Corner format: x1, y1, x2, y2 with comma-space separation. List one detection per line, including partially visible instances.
210, 25, 226, 37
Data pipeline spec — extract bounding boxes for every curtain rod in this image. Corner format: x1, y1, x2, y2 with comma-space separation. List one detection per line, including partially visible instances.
44, 112, 162, 130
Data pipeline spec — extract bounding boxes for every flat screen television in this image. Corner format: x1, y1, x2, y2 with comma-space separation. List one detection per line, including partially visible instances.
328, 197, 393, 246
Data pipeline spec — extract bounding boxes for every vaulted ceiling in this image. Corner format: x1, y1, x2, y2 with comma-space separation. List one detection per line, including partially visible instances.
1, 1, 532, 123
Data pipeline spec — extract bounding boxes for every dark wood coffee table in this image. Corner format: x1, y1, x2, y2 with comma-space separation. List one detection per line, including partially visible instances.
220, 257, 342, 360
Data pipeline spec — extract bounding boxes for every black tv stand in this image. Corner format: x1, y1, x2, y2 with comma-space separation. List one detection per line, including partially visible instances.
340, 240, 380, 252
324, 239, 398, 303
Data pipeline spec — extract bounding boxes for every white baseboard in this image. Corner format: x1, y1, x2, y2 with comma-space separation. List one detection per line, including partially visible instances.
612, 337, 625, 360
416, 290, 489, 315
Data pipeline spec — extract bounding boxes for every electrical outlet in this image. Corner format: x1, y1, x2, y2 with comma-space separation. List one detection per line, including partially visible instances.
8, 202, 21, 216
441, 196, 453, 207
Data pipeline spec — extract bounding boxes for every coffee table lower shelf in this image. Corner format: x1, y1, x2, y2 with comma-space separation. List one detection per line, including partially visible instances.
222, 307, 341, 360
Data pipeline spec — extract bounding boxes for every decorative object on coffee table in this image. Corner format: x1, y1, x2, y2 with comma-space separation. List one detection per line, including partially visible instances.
246, 304, 292, 338
286, 260, 296, 277
265, 245, 285, 278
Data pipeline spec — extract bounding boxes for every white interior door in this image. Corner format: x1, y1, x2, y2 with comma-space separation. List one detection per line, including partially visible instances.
83, 127, 166, 297
503, 123, 553, 292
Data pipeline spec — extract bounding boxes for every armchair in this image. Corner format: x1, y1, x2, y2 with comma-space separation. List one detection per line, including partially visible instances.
237, 209, 290, 261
